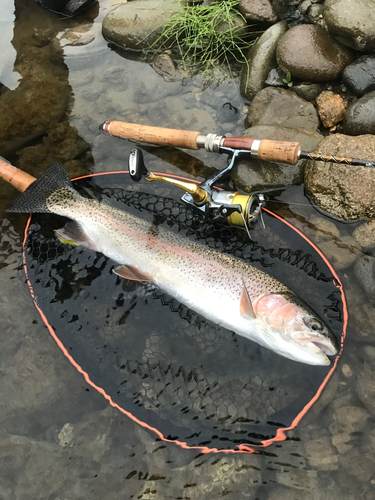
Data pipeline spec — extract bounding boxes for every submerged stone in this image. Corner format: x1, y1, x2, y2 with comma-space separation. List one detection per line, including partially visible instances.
276, 24, 354, 82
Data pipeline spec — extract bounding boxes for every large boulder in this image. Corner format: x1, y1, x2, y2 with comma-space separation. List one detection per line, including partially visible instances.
276, 24, 354, 82
304, 134, 375, 220
324, 0, 375, 53
102, 0, 184, 51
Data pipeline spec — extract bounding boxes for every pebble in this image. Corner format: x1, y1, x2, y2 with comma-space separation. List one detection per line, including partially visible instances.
315, 91, 346, 129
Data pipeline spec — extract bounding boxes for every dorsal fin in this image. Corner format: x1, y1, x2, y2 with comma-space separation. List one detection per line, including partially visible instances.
240, 284, 256, 319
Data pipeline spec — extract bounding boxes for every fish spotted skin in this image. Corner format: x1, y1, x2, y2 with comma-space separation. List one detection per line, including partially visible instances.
8, 163, 338, 365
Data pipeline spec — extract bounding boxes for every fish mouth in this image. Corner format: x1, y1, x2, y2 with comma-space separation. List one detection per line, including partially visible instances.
293, 332, 339, 365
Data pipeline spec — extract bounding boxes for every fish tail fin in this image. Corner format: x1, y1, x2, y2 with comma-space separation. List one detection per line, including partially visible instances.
7, 163, 77, 214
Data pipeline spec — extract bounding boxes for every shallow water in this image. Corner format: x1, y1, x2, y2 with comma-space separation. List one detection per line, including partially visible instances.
0, 1, 375, 499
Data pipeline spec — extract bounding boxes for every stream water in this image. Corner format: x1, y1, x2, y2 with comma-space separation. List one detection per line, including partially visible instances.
1, 1, 375, 499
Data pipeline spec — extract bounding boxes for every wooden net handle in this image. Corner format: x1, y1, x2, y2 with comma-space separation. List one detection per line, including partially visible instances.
0, 159, 36, 192
101, 121, 201, 150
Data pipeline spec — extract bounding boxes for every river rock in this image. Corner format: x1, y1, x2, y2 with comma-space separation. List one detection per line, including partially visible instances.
314, 235, 360, 270
240, 21, 288, 101
304, 134, 375, 220
232, 124, 323, 191
354, 255, 375, 297
324, 0, 375, 53
244, 87, 319, 129
342, 55, 375, 96
276, 24, 354, 82
293, 82, 324, 102
239, 0, 278, 22
316, 91, 346, 128
353, 220, 375, 249
357, 362, 375, 416
102, 0, 183, 51
343, 91, 375, 136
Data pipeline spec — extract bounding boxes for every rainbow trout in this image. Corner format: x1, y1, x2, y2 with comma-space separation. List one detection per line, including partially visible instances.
8, 164, 338, 365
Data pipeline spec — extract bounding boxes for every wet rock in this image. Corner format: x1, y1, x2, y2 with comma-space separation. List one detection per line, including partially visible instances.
102, 0, 183, 51
307, 3, 324, 23
353, 220, 375, 250
304, 134, 375, 220
0, 82, 71, 157
136, 454, 261, 499
150, 53, 188, 82
304, 436, 339, 470
303, 214, 341, 242
265, 68, 285, 87
293, 82, 324, 102
239, 0, 278, 23
18, 122, 91, 176
240, 21, 288, 101
315, 235, 360, 270
244, 87, 319, 129
354, 255, 375, 297
342, 55, 375, 97
338, 447, 375, 483
357, 361, 375, 416
343, 91, 375, 136
324, 0, 375, 52
232, 124, 323, 191
316, 91, 346, 128
57, 23, 96, 47
329, 405, 370, 454
275, 468, 318, 490
276, 24, 354, 82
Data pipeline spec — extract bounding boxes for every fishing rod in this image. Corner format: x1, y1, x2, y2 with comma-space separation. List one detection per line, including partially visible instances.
100, 120, 375, 230
100, 120, 375, 168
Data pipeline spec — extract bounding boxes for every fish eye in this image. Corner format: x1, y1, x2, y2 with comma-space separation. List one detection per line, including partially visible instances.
305, 318, 323, 331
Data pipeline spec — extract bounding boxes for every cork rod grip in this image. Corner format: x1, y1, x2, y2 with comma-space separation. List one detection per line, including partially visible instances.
0, 159, 36, 192
102, 121, 201, 150
257, 140, 301, 165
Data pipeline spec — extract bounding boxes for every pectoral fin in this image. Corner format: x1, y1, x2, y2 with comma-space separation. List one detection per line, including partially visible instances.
240, 284, 256, 319
113, 265, 153, 282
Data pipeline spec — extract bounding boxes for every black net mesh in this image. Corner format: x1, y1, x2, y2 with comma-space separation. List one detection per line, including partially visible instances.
23, 173, 344, 450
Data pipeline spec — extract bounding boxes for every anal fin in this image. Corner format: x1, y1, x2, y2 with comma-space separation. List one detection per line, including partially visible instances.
55, 221, 96, 250
113, 265, 153, 282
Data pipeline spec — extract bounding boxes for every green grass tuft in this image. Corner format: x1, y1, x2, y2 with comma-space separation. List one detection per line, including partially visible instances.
148, 0, 262, 77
